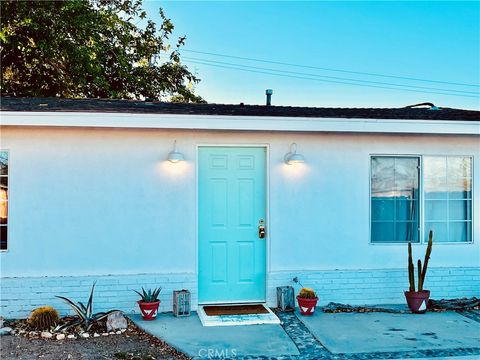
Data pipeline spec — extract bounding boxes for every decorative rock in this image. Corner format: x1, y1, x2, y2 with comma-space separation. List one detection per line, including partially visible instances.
56, 334, 65, 340
101, 332, 109, 336
93, 333, 100, 337
109, 331, 115, 335
106, 311, 127, 332
67, 334, 76, 339
0, 327, 12, 336
80, 333, 89, 338
41, 331, 53, 339
120, 329, 126, 333
115, 330, 122, 335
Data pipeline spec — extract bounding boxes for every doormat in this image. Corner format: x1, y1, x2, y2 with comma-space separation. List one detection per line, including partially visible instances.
197, 304, 280, 326
203, 304, 270, 316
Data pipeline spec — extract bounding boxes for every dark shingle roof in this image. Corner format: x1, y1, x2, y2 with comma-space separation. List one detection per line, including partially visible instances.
1, 97, 479, 120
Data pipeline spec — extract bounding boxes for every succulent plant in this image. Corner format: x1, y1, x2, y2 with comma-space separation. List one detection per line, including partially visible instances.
55, 282, 118, 332
134, 287, 161, 303
27, 306, 59, 330
408, 230, 433, 292
298, 287, 317, 299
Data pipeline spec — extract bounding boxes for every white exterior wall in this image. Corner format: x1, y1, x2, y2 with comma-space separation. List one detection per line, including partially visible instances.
1, 123, 479, 317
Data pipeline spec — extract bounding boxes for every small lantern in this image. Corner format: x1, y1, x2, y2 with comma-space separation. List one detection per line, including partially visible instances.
173, 289, 191, 317
277, 286, 295, 312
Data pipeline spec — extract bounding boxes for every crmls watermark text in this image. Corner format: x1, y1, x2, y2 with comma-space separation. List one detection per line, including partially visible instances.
198, 348, 238, 358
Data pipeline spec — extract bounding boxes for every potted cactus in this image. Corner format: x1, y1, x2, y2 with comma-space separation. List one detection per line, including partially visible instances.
134, 287, 162, 321
296, 287, 318, 316
405, 231, 433, 314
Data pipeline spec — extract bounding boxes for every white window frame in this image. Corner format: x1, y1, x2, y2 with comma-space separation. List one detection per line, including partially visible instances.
370, 154, 474, 245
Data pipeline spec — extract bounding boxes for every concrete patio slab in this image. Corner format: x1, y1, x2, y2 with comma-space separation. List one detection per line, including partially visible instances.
298, 310, 480, 354
130, 312, 299, 358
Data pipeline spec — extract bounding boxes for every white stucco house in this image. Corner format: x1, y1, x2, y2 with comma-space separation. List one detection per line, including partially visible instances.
0, 97, 479, 318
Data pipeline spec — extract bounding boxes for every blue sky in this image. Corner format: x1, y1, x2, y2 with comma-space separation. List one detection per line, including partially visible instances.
143, 1, 480, 109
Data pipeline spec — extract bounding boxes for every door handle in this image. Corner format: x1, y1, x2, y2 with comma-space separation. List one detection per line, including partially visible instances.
258, 219, 266, 239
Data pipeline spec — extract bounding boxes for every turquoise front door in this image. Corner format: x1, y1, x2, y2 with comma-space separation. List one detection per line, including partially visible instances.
198, 146, 267, 304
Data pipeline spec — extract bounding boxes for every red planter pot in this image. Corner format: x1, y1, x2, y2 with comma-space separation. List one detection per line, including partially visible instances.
138, 300, 160, 320
297, 296, 318, 316
404, 290, 430, 314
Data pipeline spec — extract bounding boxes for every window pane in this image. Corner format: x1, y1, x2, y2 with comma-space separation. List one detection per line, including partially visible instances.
448, 157, 472, 178
395, 158, 419, 199
371, 156, 419, 243
0, 151, 7, 250
0, 186, 7, 201
372, 222, 394, 242
448, 178, 472, 199
0, 225, 6, 250
0, 202, 7, 224
425, 222, 448, 243
424, 156, 473, 243
424, 157, 447, 199
424, 157, 446, 179
449, 200, 472, 221
449, 222, 472, 242
396, 200, 418, 221
0, 176, 7, 224
396, 222, 419, 242
371, 199, 394, 221
371, 157, 394, 196
425, 200, 447, 221
372, 157, 394, 179
424, 177, 448, 199
0, 151, 7, 176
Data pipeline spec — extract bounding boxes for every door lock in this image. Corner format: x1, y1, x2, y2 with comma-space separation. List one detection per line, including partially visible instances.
258, 219, 266, 239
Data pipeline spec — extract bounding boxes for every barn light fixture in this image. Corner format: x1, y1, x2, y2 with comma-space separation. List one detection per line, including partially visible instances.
167, 140, 185, 163
284, 143, 305, 165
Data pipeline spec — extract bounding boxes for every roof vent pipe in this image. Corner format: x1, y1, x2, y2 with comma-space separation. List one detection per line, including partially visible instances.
265, 89, 273, 106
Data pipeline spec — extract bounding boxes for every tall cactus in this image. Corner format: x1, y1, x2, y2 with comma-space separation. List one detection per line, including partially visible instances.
417, 259, 422, 290
418, 230, 433, 291
408, 242, 415, 292
407, 231, 433, 292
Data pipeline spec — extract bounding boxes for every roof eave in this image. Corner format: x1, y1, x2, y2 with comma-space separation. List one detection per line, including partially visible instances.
1, 111, 479, 136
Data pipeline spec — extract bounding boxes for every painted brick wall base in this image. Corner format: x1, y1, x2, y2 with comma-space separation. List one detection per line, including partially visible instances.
1, 267, 479, 319
267, 267, 480, 307
0, 273, 197, 319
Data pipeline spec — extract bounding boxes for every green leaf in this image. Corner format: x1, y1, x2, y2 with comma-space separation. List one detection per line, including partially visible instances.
93, 309, 119, 322
86, 282, 96, 318
55, 296, 87, 321
55, 318, 83, 332
152, 287, 161, 300
78, 302, 87, 313
133, 290, 144, 300
0, 0, 203, 101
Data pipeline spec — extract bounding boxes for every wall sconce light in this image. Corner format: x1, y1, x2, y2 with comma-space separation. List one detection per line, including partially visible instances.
167, 140, 184, 163
284, 142, 305, 165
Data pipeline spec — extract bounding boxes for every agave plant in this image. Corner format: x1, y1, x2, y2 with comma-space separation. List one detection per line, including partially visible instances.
55, 282, 118, 332
134, 287, 161, 303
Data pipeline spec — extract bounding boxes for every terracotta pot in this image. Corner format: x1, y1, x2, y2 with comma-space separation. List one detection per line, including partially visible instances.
404, 290, 430, 314
297, 296, 318, 316
137, 300, 160, 320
